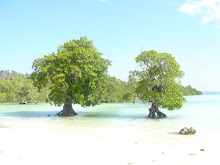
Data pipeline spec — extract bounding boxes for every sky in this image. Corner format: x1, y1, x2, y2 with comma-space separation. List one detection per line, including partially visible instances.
0, 0, 220, 91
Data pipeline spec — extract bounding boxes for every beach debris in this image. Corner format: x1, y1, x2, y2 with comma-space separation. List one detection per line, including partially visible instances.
20, 101, 30, 104
178, 127, 196, 135
200, 148, 205, 151
189, 153, 196, 156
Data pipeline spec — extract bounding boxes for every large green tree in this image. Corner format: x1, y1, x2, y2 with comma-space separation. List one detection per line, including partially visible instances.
130, 50, 185, 118
31, 37, 110, 116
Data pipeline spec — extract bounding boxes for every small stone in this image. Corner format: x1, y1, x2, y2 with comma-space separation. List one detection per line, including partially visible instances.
189, 153, 196, 156
200, 148, 205, 151
179, 127, 196, 135
135, 142, 138, 144
161, 152, 165, 154
188, 127, 196, 134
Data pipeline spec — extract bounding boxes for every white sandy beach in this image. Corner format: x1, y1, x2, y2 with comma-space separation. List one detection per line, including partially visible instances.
0, 123, 219, 165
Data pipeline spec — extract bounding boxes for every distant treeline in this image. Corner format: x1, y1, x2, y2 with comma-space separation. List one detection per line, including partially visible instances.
0, 70, 47, 103
0, 70, 202, 103
180, 85, 202, 96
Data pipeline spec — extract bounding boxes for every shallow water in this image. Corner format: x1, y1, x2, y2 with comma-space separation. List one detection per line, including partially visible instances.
1, 94, 220, 129
0, 94, 220, 151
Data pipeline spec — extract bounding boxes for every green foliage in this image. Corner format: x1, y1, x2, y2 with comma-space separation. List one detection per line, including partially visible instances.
181, 85, 202, 96
101, 76, 135, 103
128, 72, 138, 102
122, 92, 133, 102
0, 71, 47, 103
31, 36, 110, 107
130, 50, 186, 110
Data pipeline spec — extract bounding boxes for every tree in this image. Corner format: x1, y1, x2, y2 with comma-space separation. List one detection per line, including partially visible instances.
130, 50, 186, 118
31, 37, 110, 116
101, 76, 134, 103
128, 73, 138, 103
101, 76, 119, 102
122, 92, 133, 102
0, 71, 47, 103
17, 76, 47, 103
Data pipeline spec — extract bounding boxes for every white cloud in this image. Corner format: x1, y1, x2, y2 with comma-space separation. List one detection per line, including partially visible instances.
180, 0, 220, 27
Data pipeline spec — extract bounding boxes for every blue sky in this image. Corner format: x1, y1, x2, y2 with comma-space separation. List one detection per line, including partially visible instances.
0, 0, 220, 91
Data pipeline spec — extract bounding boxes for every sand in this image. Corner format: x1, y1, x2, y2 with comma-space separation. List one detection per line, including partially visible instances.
0, 125, 218, 165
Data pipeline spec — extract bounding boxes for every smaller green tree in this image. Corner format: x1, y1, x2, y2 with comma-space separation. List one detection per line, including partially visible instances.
130, 50, 186, 118
31, 37, 110, 116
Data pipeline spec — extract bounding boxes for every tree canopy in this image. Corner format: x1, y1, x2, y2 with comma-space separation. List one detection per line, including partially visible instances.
130, 50, 186, 118
101, 76, 135, 103
31, 37, 111, 116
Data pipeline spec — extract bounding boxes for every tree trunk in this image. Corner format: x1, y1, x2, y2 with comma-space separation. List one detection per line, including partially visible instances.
148, 102, 166, 118
133, 95, 137, 103
57, 99, 77, 117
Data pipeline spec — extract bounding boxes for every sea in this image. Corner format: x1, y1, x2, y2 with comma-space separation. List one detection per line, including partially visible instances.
1, 93, 220, 131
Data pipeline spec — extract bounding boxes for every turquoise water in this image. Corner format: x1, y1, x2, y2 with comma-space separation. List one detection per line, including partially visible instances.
1, 94, 220, 130
1, 94, 220, 145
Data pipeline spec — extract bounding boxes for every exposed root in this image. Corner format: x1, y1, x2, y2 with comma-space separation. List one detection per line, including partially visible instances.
57, 103, 78, 117
148, 102, 166, 118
